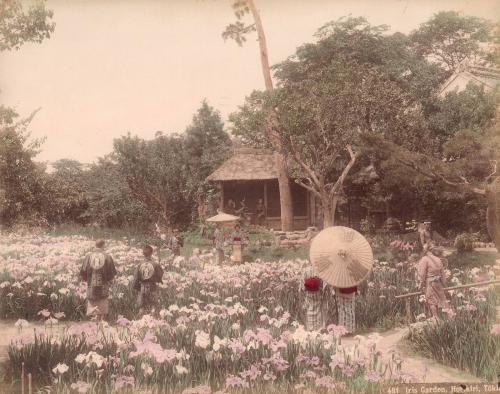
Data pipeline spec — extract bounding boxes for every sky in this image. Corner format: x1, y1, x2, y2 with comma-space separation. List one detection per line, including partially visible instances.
1, 0, 499, 164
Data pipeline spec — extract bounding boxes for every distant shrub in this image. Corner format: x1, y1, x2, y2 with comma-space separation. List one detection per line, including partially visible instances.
454, 233, 475, 254
360, 217, 375, 234
383, 217, 402, 233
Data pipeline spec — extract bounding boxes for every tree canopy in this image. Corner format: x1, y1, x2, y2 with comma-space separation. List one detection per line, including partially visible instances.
0, 0, 55, 51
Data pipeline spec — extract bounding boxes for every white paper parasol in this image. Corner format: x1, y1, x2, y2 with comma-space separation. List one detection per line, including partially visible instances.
206, 211, 240, 227
309, 226, 373, 288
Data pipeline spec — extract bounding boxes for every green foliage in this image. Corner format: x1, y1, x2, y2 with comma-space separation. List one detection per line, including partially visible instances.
409, 11, 492, 72
383, 217, 402, 233
454, 233, 475, 254
445, 250, 498, 270
113, 133, 192, 228
183, 100, 232, 223
84, 156, 152, 229
428, 84, 498, 149
221, 1, 254, 46
0, 107, 49, 227
405, 291, 499, 381
43, 159, 88, 225
359, 217, 375, 235
0, 0, 55, 51
112, 101, 231, 230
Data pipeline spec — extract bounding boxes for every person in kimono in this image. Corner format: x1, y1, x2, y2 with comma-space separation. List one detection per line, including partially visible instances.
301, 265, 325, 331
132, 244, 164, 316
419, 221, 433, 251
168, 229, 183, 257
226, 199, 236, 215
334, 286, 357, 334
255, 198, 266, 226
417, 242, 449, 318
80, 239, 117, 321
187, 248, 203, 270
213, 224, 225, 264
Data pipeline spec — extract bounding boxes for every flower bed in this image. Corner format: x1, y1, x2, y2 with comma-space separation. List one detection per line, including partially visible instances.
405, 287, 500, 381
1, 232, 497, 391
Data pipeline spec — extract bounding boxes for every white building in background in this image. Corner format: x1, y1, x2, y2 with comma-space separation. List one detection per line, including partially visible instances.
439, 44, 500, 97
439, 65, 500, 97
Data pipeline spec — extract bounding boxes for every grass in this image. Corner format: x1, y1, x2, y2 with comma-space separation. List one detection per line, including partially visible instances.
404, 286, 500, 381
445, 250, 498, 270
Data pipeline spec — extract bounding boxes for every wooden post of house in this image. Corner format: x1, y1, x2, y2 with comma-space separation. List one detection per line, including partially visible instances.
220, 183, 224, 211
264, 181, 268, 227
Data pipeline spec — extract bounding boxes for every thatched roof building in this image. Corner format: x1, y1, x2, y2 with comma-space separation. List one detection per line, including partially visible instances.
206, 148, 314, 230
207, 148, 278, 182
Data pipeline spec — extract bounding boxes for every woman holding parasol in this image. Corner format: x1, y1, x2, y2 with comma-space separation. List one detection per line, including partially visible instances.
310, 226, 373, 335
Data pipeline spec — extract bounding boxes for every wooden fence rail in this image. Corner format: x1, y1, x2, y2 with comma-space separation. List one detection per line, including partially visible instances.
395, 280, 500, 325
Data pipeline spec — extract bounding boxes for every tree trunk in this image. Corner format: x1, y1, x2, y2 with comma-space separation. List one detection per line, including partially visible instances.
275, 153, 294, 231
197, 194, 206, 236
322, 194, 339, 228
248, 0, 294, 231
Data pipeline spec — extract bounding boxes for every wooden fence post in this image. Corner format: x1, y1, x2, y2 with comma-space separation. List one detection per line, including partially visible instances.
405, 298, 411, 325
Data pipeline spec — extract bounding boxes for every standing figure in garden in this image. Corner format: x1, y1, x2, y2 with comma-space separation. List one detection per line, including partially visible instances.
213, 224, 225, 264
226, 199, 236, 215
417, 242, 449, 318
132, 244, 164, 316
187, 248, 203, 270
255, 198, 266, 226
419, 220, 433, 250
334, 286, 357, 334
168, 229, 183, 257
80, 239, 117, 321
302, 265, 325, 331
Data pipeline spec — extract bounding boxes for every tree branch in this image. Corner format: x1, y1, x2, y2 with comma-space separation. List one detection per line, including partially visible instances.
287, 135, 321, 189
294, 178, 321, 199
330, 145, 357, 199
485, 160, 498, 183
394, 156, 486, 196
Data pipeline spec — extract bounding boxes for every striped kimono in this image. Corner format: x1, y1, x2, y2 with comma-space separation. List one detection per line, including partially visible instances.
335, 287, 357, 334
302, 265, 325, 331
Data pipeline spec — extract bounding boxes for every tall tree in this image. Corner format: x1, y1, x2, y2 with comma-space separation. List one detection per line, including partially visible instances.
233, 52, 421, 227
409, 11, 491, 72
0, 107, 47, 226
183, 101, 231, 230
363, 109, 500, 246
43, 159, 89, 224
222, 0, 294, 230
113, 133, 192, 228
0, 0, 55, 226
84, 156, 151, 228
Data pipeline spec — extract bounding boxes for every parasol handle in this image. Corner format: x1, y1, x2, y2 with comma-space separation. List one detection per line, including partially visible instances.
337, 249, 348, 259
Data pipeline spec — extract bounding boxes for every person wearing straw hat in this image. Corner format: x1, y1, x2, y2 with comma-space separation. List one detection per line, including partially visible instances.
80, 239, 117, 321
309, 226, 374, 336
301, 264, 325, 331
417, 241, 449, 318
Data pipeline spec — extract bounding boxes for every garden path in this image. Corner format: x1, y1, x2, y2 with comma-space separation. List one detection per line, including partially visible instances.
0, 321, 485, 388
341, 327, 483, 383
